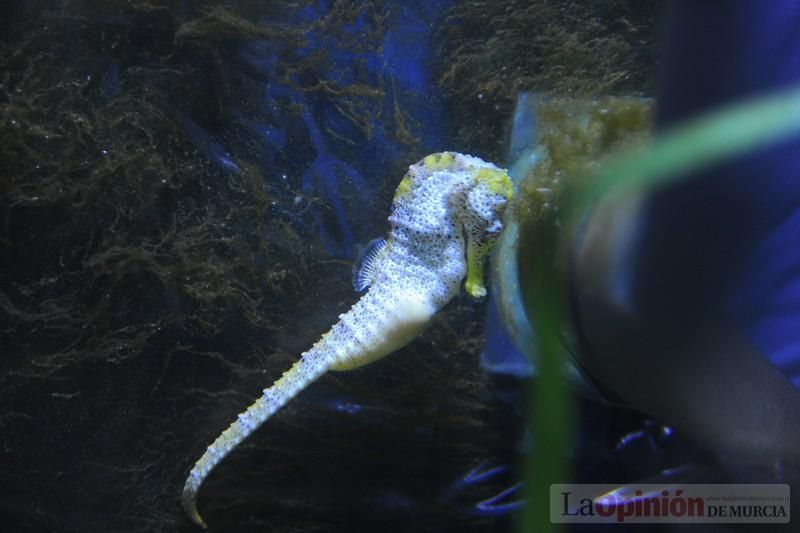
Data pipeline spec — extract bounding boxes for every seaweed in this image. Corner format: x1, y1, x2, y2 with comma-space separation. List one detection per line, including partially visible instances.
0, 2, 508, 532
513, 96, 653, 228
437, 0, 658, 159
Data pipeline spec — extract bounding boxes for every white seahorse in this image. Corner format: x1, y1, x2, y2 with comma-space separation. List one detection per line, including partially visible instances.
182, 152, 514, 528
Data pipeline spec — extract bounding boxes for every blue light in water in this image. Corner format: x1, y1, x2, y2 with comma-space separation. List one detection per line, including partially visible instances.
101, 62, 120, 99
180, 115, 242, 174
372, 491, 414, 512
182, 0, 456, 257
474, 482, 525, 516
330, 400, 363, 415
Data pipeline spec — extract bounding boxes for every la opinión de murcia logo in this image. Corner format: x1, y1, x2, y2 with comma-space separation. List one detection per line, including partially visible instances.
550, 484, 790, 524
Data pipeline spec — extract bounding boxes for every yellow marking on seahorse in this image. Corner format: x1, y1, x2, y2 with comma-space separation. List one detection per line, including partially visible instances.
422, 151, 456, 170
475, 167, 515, 201
393, 173, 414, 200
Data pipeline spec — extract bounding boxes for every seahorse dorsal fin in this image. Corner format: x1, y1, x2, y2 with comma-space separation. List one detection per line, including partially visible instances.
352, 237, 387, 292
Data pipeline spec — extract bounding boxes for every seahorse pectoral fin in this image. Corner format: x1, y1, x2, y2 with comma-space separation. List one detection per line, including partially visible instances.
352, 237, 388, 292
182, 350, 331, 528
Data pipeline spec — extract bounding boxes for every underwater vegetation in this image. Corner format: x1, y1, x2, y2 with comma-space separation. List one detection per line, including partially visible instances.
438, 0, 657, 159
0, 1, 667, 532
0, 2, 509, 531
512, 96, 652, 229
494, 96, 655, 533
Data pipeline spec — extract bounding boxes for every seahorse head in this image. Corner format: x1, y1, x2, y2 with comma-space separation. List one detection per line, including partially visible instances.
391, 152, 514, 298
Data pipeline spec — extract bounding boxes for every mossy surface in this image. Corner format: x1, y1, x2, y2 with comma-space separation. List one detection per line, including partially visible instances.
514, 97, 653, 229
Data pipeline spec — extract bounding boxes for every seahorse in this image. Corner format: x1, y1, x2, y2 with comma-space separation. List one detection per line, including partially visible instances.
182, 152, 514, 528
